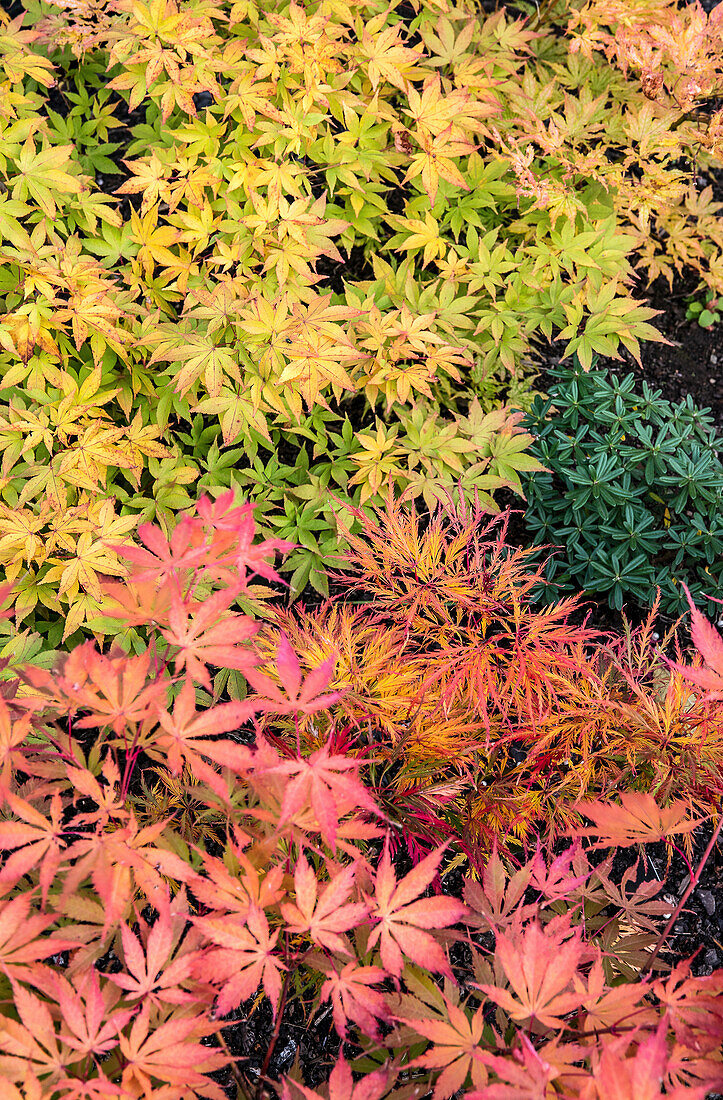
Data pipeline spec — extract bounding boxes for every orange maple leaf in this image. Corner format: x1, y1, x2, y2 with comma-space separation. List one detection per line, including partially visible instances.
283, 1055, 393, 1100
570, 792, 707, 849
395, 995, 489, 1100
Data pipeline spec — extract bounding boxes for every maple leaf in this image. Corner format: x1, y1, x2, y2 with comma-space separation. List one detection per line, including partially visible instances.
99, 576, 175, 629
151, 676, 257, 802
67, 645, 170, 738
102, 903, 201, 1007
159, 585, 258, 690
117, 1001, 228, 1100
316, 960, 389, 1039
395, 995, 489, 1100
469, 1033, 562, 1100
476, 920, 585, 1029
279, 854, 368, 955
283, 1055, 392, 1100
0, 980, 77, 1085
42, 966, 136, 1061
189, 904, 287, 1017
261, 739, 382, 849
0, 790, 68, 906
244, 632, 343, 716
365, 841, 468, 979
357, 20, 423, 93
106, 513, 208, 588
0, 892, 78, 987
187, 827, 286, 920
664, 582, 723, 698
570, 792, 707, 849
11, 137, 85, 219
463, 842, 537, 934
587, 1019, 680, 1100
403, 125, 477, 206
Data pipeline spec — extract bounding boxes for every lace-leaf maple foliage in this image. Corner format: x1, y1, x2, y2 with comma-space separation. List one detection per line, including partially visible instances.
0, 492, 721, 1100
252, 487, 723, 863
1, 0, 722, 654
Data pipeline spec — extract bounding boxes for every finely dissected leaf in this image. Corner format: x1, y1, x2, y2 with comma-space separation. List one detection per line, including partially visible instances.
365, 841, 467, 979
279, 854, 368, 955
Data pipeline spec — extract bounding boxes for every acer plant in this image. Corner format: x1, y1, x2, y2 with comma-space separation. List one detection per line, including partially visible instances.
1, 0, 722, 657
0, 491, 722, 1100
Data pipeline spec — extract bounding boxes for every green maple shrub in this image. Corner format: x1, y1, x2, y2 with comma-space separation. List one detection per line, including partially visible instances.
519, 355, 723, 617
1, 0, 723, 659
0, 491, 722, 1100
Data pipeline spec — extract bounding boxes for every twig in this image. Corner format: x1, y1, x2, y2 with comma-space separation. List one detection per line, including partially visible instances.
643, 815, 723, 980
256, 969, 292, 1099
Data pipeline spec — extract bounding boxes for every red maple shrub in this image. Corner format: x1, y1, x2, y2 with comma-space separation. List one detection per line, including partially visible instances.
0, 490, 721, 1100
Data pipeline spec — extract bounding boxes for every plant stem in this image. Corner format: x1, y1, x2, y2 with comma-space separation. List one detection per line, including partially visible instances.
256, 969, 292, 1098
643, 814, 723, 979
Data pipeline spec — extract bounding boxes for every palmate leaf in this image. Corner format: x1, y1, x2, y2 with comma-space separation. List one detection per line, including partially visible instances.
244, 632, 343, 717
279, 854, 368, 956
365, 841, 467, 979
283, 1056, 393, 1100
316, 959, 390, 1039
570, 792, 707, 849
475, 920, 586, 1030
665, 581, 723, 698
394, 995, 489, 1100
189, 904, 286, 1017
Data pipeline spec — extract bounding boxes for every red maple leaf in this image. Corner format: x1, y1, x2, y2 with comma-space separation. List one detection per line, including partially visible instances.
117, 1001, 229, 1100
365, 841, 468, 979
107, 514, 208, 588
244, 632, 343, 716
258, 739, 382, 849
280, 855, 368, 956
316, 960, 389, 1039
189, 905, 287, 1017
476, 920, 585, 1029
159, 585, 258, 690
151, 676, 257, 801
665, 582, 723, 698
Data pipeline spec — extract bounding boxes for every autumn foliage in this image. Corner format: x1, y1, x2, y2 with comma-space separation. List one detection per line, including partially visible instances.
0, 489, 721, 1100
1, 0, 722, 653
